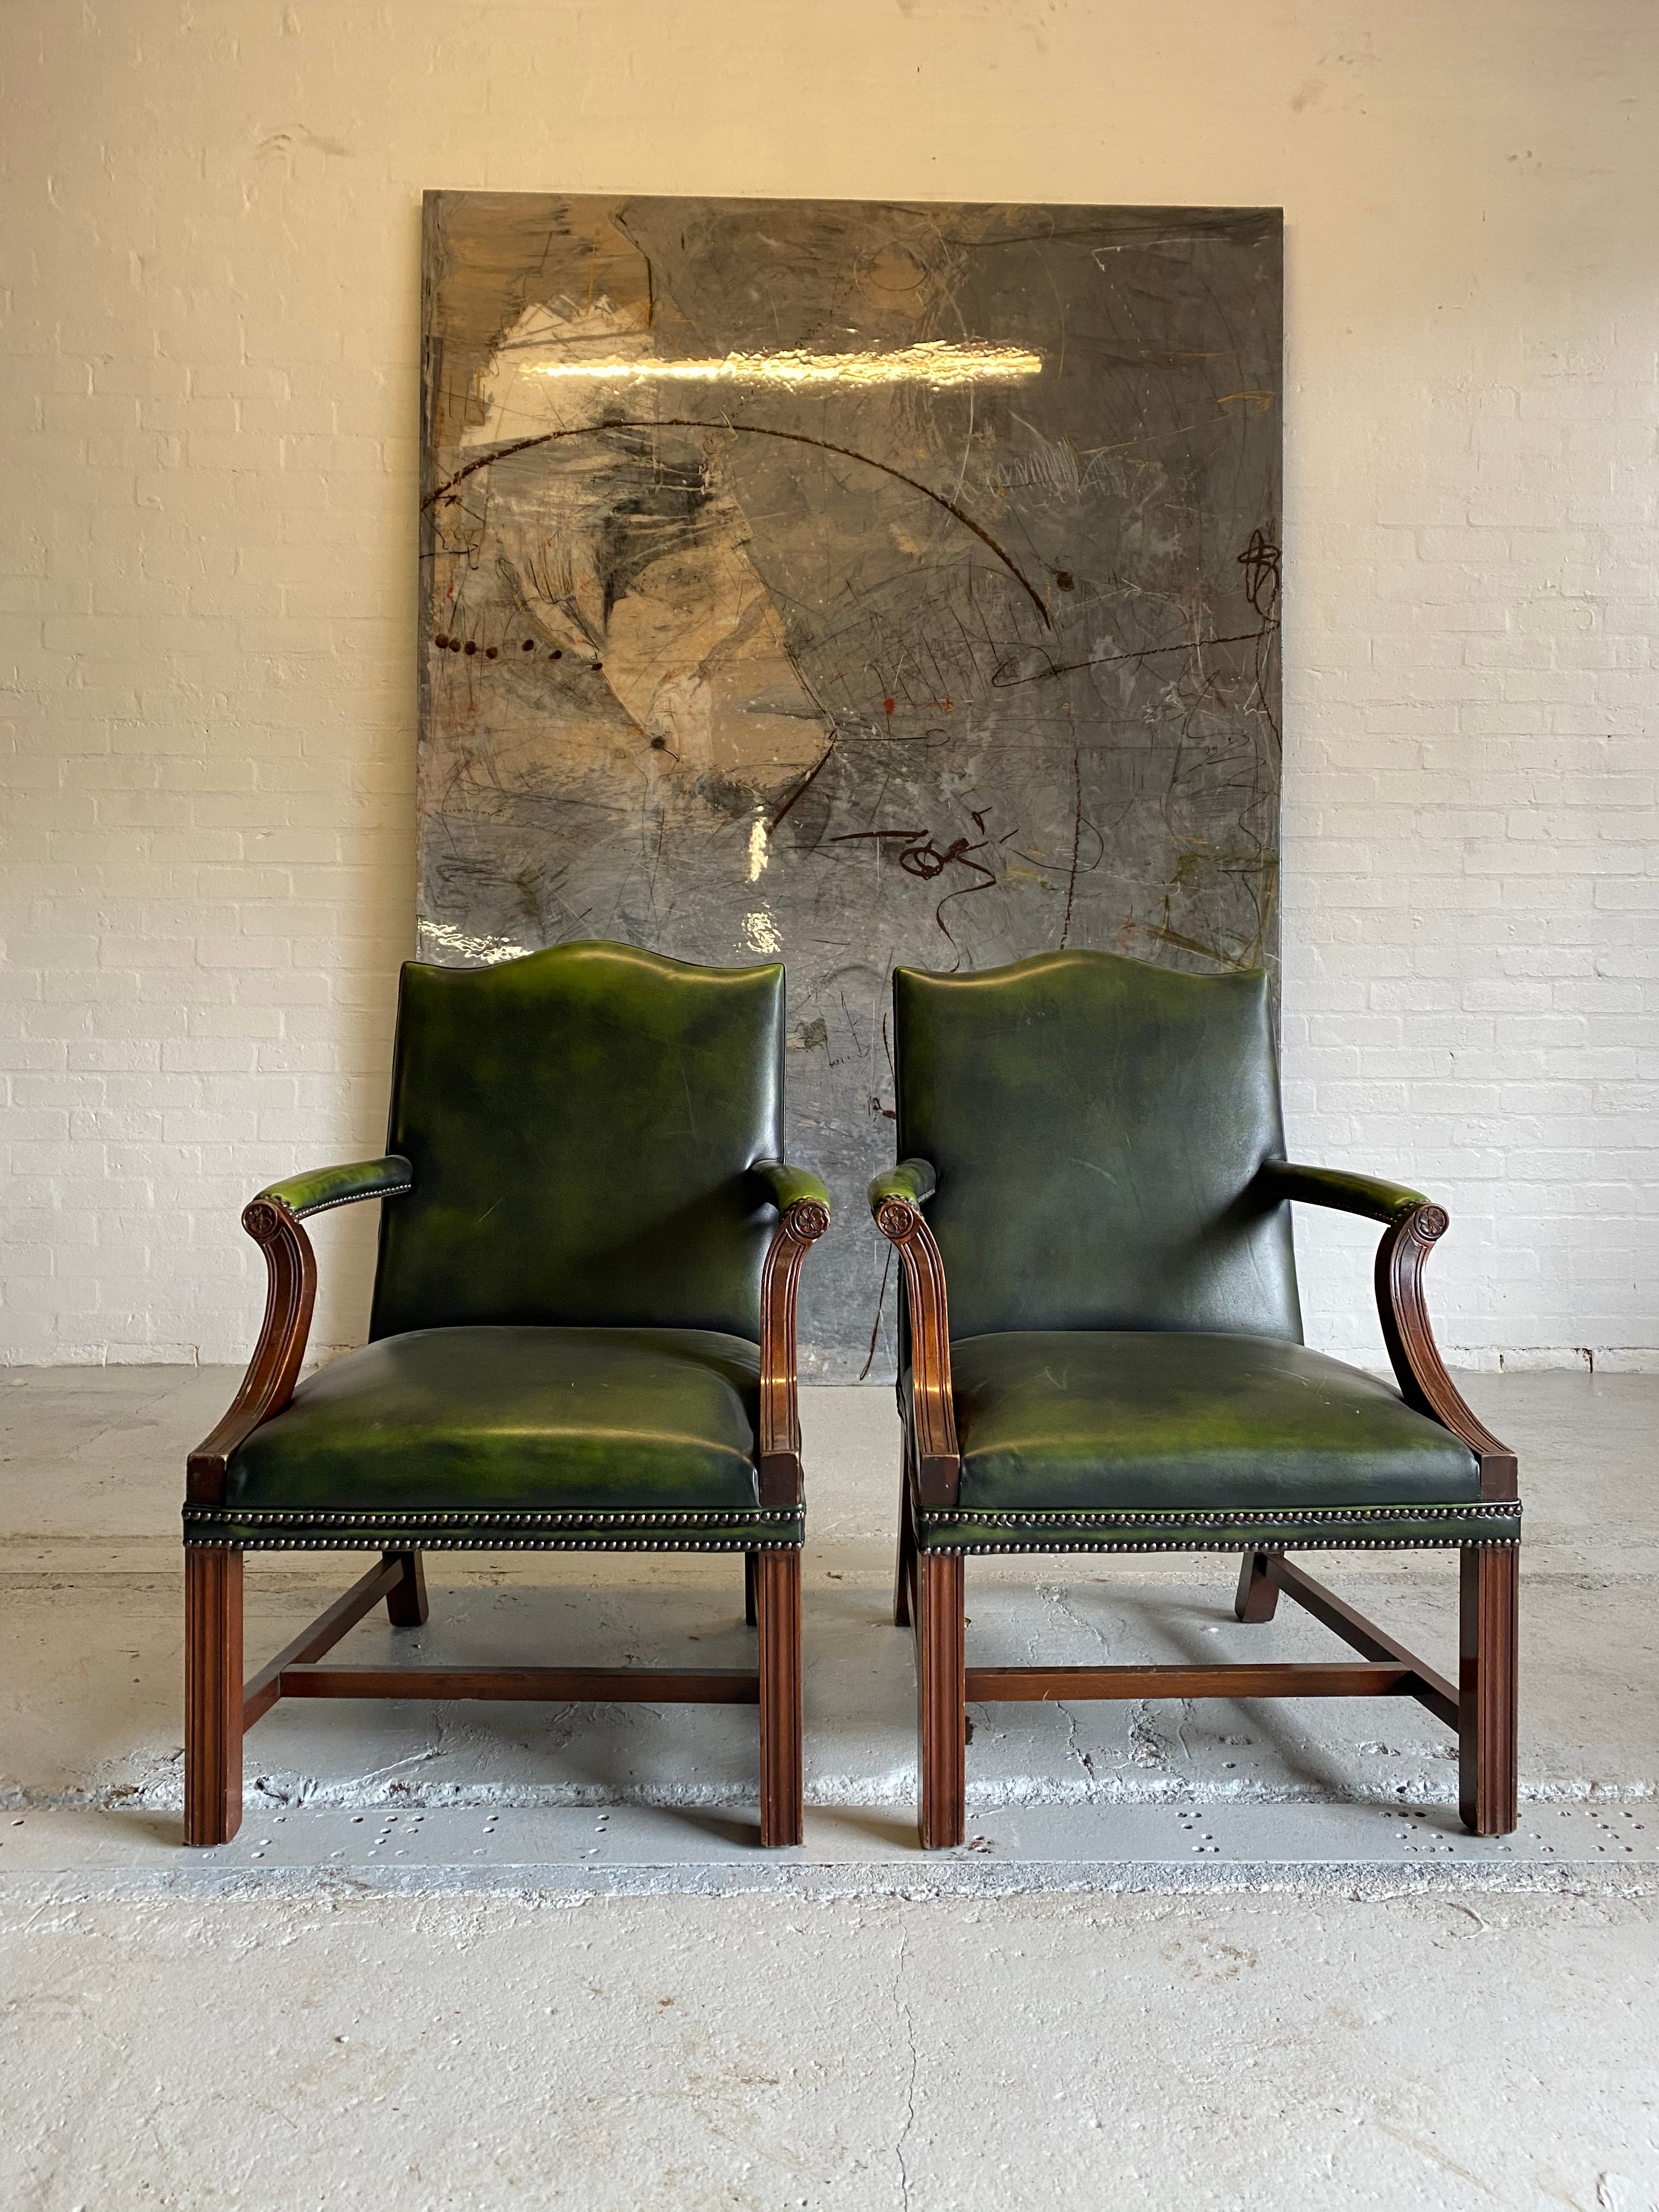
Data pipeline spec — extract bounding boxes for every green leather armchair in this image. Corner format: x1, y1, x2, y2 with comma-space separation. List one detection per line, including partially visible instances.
184, 941, 830, 1848
870, 950, 1519, 1849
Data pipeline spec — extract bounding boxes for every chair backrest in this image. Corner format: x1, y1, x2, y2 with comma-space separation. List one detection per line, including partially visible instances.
893, 950, 1302, 1342
369, 942, 785, 1342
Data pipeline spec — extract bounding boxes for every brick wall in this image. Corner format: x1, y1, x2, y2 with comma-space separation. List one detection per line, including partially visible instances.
2, 0, 1655, 1368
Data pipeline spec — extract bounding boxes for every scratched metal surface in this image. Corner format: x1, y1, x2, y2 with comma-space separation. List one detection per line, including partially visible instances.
417, 194, 1283, 1378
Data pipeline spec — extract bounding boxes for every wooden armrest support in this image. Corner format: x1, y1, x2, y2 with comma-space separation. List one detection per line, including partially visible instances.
187, 1198, 319, 1501
757, 1189, 832, 1508
187, 1167, 415, 1503
870, 1172, 960, 1506
1261, 1163, 1515, 1498
1375, 1205, 1516, 1498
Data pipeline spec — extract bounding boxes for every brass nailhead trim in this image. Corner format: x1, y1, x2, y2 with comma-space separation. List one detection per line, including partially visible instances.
921, 1503, 1520, 1530
183, 1502, 802, 1554
183, 1505, 797, 1527
183, 1534, 798, 1552
290, 1183, 413, 1220
921, 1534, 1520, 1555
917, 1499, 1519, 1556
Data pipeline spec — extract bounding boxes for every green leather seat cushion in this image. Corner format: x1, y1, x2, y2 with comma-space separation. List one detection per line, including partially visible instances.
913, 1331, 1507, 1552
204, 1325, 796, 1550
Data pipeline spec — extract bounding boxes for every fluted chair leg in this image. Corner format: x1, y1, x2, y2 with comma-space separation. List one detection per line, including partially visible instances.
1233, 1549, 1280, 1623
184, 1547, 244, 1846
916, 1552, 966, 1849
384, 1549, 428, 1627
1459, 1545, 1519, 1836
894, 1453, 918, 1628
755, 1550, 803, 1846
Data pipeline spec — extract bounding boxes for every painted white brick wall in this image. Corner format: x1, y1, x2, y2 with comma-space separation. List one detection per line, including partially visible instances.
2, 0, 1655, 1369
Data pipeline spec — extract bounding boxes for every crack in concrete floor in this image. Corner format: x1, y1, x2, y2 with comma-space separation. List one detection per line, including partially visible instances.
7, 1886, 1656, 2210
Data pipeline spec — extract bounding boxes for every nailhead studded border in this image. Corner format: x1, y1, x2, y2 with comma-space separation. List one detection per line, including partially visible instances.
182, 1502, 802, 1552
916, 1499, 1520, 1554
921, 1501, 1520, 1531
284, 1182, 413, 1220
184, 1505, 798, 1527
182, 1533, 798, 1551
919, 1533, 1520, 1555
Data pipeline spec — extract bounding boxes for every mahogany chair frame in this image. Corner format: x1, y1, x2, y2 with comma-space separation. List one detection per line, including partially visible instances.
184, 1182, 828, 1850
876, 1181, 1520, 1852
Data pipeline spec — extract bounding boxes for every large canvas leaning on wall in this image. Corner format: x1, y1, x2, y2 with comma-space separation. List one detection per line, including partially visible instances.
419, 193, 1283, 1378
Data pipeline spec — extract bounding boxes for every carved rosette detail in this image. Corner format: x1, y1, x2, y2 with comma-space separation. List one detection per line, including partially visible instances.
757, 1190, 831, 1484
1415, 1204, 1450, 1241
241, 1199, 283, 1244
875, 1198, 919, 1242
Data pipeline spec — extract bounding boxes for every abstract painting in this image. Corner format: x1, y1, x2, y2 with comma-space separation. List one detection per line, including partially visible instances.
419, 194, 1282, 1377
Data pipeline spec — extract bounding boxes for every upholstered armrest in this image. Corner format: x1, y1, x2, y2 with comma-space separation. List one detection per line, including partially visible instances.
869, 1156, 938, 1212
1257, 1161, 1429, 1224
254, 1155, 413, 1221
869, 1156, 958, 1504
1259, 1160, 1514, 1497
189, 1160, 414, 1498
754, 1164, 831, 1505
752, 1159, 832, 1223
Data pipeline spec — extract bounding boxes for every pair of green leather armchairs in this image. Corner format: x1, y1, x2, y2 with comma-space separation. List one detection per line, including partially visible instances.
183, 941, 1519, 1853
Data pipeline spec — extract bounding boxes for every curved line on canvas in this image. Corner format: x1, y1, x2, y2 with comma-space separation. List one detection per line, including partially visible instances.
423, 418, 1052, 629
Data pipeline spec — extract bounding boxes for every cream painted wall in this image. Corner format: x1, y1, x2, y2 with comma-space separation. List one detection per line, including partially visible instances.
2, 0, 1655, 1369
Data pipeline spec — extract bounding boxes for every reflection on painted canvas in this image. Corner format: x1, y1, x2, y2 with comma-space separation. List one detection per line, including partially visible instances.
419, 194, 1282, 1376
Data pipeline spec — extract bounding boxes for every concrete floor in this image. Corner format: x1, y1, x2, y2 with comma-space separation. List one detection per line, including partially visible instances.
3, 1368, 1657, 2205
4, 1887, 1657, 2210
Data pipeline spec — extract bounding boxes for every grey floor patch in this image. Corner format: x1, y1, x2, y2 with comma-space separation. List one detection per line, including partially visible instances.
3, 1798, 1654, 1901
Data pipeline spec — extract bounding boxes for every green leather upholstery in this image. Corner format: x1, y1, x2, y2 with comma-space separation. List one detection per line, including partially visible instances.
1256, 1162, 1429, 1224
187, 943, 822, 1555
257, 1156, 413, 1220
883, 949, 1516, 1559
871, 1159, 938, 1211
911, 1331, 1514, 1551
371, 943, 785, 1343
198, 1325, 797, 1551
893, 952, 1301, 1341
752, 1161, 832, 1216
